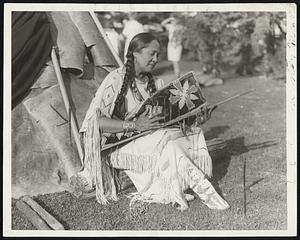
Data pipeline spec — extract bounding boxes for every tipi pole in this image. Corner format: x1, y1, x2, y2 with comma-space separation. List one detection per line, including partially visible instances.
89, 11, 124, 68
51, 47, 84, 166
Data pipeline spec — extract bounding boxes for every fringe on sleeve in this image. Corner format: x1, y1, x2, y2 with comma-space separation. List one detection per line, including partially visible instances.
82, 108, 118, 204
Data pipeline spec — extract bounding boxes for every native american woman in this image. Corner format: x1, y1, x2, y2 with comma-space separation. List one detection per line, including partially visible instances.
71, 32, 229, 211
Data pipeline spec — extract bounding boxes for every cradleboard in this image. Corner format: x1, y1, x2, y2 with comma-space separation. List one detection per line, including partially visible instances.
125, 71, 207, 124
102, 72, 209, 151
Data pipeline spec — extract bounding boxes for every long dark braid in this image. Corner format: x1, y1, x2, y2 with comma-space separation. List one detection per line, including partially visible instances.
112, 51, 135, 119
145, 72, 157, 95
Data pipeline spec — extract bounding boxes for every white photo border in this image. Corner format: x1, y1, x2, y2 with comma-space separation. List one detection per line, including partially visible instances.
3, 3, 297, 237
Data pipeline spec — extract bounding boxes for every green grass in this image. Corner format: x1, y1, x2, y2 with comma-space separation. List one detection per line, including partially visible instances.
11, 62, 287, 230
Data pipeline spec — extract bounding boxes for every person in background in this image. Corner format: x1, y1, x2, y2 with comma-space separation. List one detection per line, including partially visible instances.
234, 20, 255, 76
143, 16, 164, 33
122, 13, 145, 61
161, 16, 185, 78
70, 32, 230, 211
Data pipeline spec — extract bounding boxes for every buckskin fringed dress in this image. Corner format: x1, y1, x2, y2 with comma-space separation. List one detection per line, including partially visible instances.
80, 67, 229, 210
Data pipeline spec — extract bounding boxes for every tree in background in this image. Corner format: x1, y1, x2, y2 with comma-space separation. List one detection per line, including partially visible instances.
181, 12, 245, 77
180, 12, 286, 80
251, 12, 286, 80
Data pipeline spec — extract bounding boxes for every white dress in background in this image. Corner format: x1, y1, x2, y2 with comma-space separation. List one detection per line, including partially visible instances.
165, 23, 184, 62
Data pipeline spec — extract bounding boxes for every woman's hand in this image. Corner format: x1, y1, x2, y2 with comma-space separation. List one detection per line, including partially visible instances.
197, 105, 215, 125
134, 107, 164, 132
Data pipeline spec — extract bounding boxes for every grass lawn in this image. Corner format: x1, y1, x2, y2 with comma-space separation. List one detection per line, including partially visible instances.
11, 61, 287, 230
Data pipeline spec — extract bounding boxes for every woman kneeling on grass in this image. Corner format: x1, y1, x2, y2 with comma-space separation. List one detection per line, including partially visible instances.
71, 32, 229, 211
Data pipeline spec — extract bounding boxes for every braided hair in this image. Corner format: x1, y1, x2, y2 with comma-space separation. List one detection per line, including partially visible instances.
113, 32, 159, 119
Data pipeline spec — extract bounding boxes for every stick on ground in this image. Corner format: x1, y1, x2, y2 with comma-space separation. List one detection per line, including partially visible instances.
243, 159, 247, 216
21, 195, 65, 230
15, 199, 51, 230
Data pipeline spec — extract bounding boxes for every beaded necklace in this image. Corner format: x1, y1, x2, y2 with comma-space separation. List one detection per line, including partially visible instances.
131, 73, 152, 102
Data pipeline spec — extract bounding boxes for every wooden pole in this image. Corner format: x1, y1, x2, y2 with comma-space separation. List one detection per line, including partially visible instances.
102, 130, 153, 151
51, 47, 84, 166
89, 11, 124, 68
210, 89, 255, 109
16, 199, 51, 230
243, 159, 247, 216
21, 196, 65, 230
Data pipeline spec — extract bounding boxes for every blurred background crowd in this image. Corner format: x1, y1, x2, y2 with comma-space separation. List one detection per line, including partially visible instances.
96, 11, 286, 82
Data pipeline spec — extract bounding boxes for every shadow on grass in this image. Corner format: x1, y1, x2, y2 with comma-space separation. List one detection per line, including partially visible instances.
204, 125, 230, 140
206, 126, 278, 198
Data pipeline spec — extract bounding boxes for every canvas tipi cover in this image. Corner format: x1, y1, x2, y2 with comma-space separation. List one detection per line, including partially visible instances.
11, 11, 119, 198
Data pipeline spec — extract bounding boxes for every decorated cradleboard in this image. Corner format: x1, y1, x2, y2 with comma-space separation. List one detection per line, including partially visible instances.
126, 71, 207, 124
102, 71, 209, 151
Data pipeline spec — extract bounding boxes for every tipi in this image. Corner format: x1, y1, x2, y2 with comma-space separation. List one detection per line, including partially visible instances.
11, 11, 121, 198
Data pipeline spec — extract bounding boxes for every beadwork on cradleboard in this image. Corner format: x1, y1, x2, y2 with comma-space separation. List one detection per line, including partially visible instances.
126, 71, 207, 125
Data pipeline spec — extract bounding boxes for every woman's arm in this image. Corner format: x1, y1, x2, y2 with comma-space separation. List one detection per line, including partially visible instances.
99, 108, 164, 133
99, 117, 126, 133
